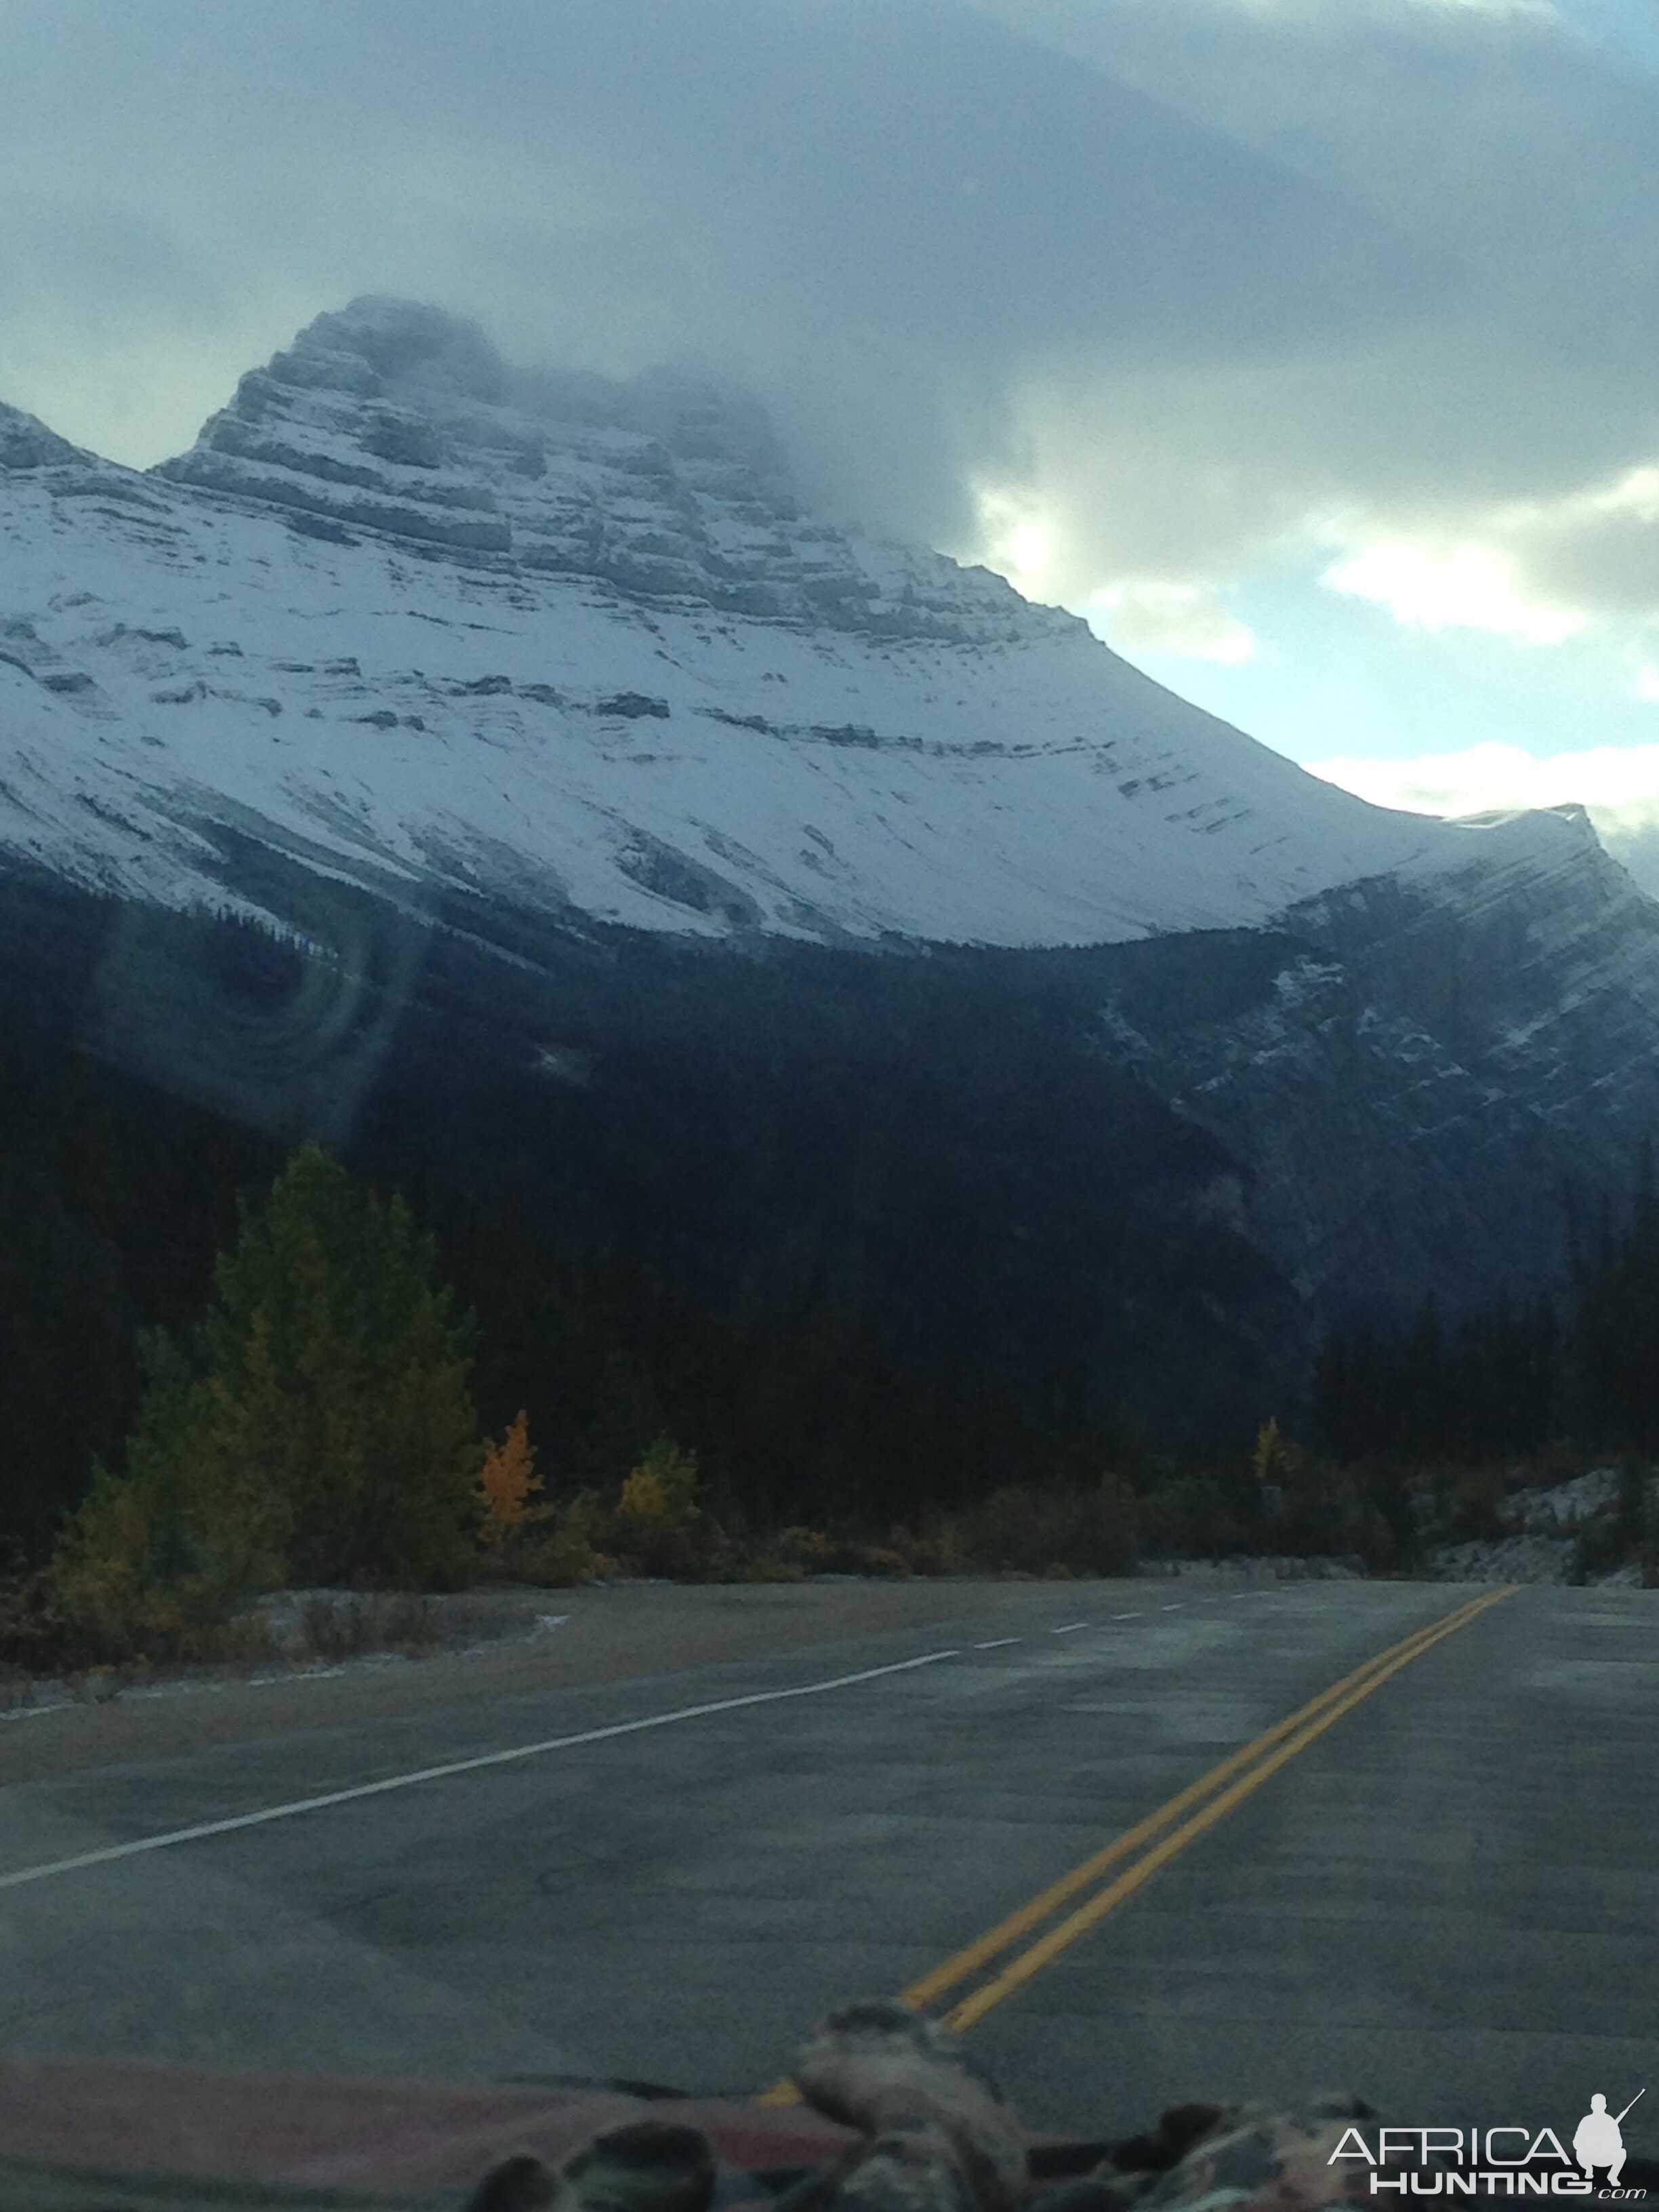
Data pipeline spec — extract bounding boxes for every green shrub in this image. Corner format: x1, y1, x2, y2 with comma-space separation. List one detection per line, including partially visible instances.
609, 1435, 726, 1576
773, 1525, 912, 1576
1136, 1475, 1240, 1559
291, 1591, 439, 1661
951, 1478, 1138, 1576
1441, 1469, 1506, 1543
884, 1521, 971, 1576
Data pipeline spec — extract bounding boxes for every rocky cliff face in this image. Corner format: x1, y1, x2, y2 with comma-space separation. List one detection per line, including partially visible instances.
155, 295, 1067, 644
0, 404, 94, 474
1092, 806, 1659, 1319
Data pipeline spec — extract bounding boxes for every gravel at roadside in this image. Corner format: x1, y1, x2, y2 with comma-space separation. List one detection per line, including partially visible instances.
0, 1559, 1352, 1787
0, 1578, 1088, 1786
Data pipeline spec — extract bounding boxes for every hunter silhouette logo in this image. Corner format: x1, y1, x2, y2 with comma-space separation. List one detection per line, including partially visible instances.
1576, 2094, 1643, 2189
1330, 2088, 1648, 2196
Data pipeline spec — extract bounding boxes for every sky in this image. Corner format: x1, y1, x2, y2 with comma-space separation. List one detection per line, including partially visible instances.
8, 0, 1659, 888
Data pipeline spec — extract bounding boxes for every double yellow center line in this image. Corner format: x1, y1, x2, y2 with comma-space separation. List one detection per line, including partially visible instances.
760, 1586, 1515, 2100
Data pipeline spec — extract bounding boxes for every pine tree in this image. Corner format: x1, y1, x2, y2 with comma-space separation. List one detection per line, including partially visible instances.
58, 1146, 481, 1615
203, 1145, 480, 1584
1574, 1142, 1659, 1451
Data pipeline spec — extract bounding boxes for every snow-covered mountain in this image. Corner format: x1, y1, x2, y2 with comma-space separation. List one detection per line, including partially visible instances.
1, 293, 1483, 947
5, 298, 1658, 1420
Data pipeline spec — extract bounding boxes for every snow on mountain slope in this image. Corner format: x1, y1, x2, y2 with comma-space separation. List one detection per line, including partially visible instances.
0, 298, 1500, 946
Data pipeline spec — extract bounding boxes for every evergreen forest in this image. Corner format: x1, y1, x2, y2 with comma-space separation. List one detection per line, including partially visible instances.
1, 890, 1656, 1669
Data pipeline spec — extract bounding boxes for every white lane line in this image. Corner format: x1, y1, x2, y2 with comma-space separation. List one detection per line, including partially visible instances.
0, 1649, 962, 1895
1162, 1603, 1184, 1612
974, 1637, 1020, 1650
1050, 1622, 1089, 1635
1112, 1611, 1143, 1620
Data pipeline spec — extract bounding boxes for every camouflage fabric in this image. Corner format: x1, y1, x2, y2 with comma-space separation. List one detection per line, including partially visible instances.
465, 2121, 718, 2212
1053, 2095, 1402, 2212
786, 1999, 1027, 2212
463, 2001, 1397, 2212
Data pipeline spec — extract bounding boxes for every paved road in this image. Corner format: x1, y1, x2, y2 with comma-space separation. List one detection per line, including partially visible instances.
0, 1578, 1653, 2153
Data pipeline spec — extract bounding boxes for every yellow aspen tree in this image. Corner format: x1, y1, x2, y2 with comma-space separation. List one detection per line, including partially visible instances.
478, 1409, 544, 1551
617, 1467, 670, 1529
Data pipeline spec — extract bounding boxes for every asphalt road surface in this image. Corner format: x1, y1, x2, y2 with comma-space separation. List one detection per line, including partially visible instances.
0, 1577, 1653, 2155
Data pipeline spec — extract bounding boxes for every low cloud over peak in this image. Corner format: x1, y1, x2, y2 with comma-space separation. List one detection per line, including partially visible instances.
8, 0, 1659, 762
2, 1, 1441, 549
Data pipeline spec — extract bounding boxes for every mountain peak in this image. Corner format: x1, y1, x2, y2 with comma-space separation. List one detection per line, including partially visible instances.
262, 295, 511, 408
148, 296, 1054, 644
0, 293, 1503, 952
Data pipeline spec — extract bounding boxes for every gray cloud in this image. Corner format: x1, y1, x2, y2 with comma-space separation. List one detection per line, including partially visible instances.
952, 0, 1659, 613
5, 0, 1659, 628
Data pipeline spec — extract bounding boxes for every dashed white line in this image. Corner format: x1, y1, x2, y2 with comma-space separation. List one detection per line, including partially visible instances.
0, 1577, 1303, 1900
0, 1648, 962, 1894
